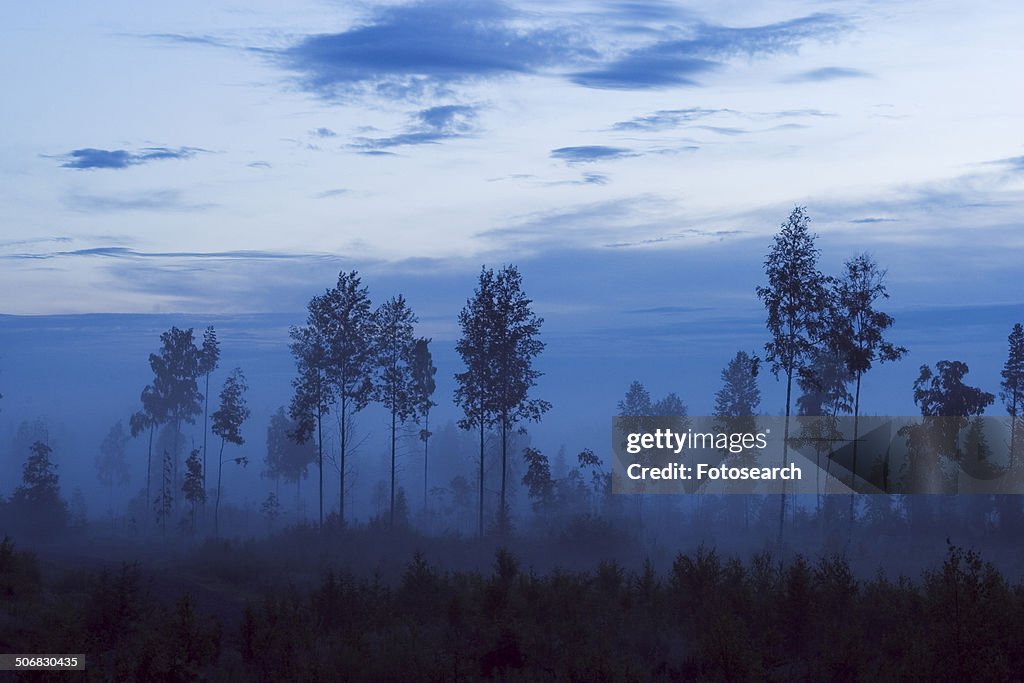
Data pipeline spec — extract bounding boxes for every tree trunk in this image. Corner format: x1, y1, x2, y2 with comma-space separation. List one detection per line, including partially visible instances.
390, 405, 397, 527
479, 409, 485, 538
423, 411, 430, 515
202, 372, 210, 510
146, 423, 154, 531
500, 417, 508, 533
339, 394, 347, 526
778, 368, 793, 546
317, 403, 324, 529
849, 372, 862, 528
215, 438, 225, 537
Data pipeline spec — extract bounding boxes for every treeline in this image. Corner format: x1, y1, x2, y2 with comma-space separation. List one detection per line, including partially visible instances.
1, 207, 1021, 541
3, 534, 1022, 681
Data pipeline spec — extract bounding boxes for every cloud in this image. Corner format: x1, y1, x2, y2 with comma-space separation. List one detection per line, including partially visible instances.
550, 146, 636, 163
58, 147, 206, 170
4, 246, 322, 261
850, 217, 899, 224
353, 104, 479, 149
571, 12, 848, 89
784, 66, 871, 82
64, 191, 216, 212
314, 188, 349, 199
612, 107, 737, 131
612, 106, 833, 132
279, 1, 590, 99
312, 127, 337, 138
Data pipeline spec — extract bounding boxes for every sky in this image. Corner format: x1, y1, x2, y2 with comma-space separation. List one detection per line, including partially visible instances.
1, 1, 1022, 502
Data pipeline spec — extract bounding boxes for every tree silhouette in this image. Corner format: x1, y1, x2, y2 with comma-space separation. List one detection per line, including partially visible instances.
1001, 323, 1024, 467
455, 267, 500, 537
197, 326, 220, 504
96, 421, 130, 513
12, 440, 68, 532
372, 295, 418, 527
833, 254, 906, 498
264, 407, 316, 519
130, 385, 165, 528
490, 265, 550, 531
911, 360, 995, 491
410, 337, 437, 514
148, 327, 203, 511
321, 271, 374, 524
289, 313, 333, 528
755, 206, 829, 542
182, 448, 204, 532
212, 368, 250, 536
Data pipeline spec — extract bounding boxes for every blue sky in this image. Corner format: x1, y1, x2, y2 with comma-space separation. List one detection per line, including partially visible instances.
1, 1, 1022, 413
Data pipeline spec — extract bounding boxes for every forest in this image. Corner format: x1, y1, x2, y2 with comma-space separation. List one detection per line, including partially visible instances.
2, 207, 1023, 680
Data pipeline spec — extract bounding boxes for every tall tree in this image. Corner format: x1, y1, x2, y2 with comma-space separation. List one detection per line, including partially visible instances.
212, 368, 250, 536
372, 295, 418, 527
490, 265, 550, 530
1001, 323, 1024, 467
130, 384, 165, 524
410, 337, 437, 514
96, 421, 130, 513
198, 326, 220, 501
834, 254, 906, 497
289, 308, 333, 528
182, 448, 204, 532
264, 407, 317, 517
755, 206, 829, 542
321, 271, 374, 524
455, 267, 500, 537
148, 327, 203, 509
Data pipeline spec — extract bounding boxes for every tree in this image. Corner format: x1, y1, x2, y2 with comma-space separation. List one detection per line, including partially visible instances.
833, 254, 906, 496
289, 313, 333, 528
1001, 323, 1024, 467
755, 206, 829, 542
264, 407, 317, 518
490, 265, 551, 529
12, 441, 68, 532
212, 368, 250, 536
320, 271, 374, 524
410, 338, 437, 513
618, 381, 652, 418
147, 327, 203, 511
713, 352, 762, 525
714, 352, 761, 420
455, 267, 500, 537
372, 295, 418, 527
197, 326, 220, 502
182, 448, 204, 532
522, 447, 555, 513
130, 385, 165, 530
96, 421, 130, 512
911, 361, 995, 490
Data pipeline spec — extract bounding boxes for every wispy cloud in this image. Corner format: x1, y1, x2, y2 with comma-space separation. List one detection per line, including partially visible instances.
314, 188, 349, 199
57, 146, 206, 170
611, 106, 834, 132
280, 1, 590, 99
571, 12, 849, 89
784, 66, 871, 83
64, 191, 216, 213
3, 246, 323, 261
550, 146, 636, 163
353, 104, 479, 149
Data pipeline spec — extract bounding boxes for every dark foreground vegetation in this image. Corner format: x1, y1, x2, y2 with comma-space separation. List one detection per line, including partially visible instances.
2, 526, 1023, 682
